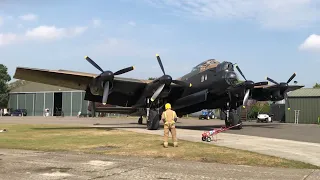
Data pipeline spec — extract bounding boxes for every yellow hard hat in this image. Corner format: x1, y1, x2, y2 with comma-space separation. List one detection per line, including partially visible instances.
165, 103, 171, 109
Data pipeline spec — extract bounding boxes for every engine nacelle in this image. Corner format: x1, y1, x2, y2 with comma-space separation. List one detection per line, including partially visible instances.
270, 90, 284, 101
88, 79, 113, 96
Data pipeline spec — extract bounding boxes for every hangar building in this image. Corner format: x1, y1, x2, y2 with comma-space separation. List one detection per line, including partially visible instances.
285, 88, 320, 124
8, 80, 90, 116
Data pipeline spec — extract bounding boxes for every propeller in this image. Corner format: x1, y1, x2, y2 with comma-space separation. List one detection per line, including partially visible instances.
233, 64, 268, 108
265, 73, 296, 110
85, 56, 134, 105
150, 54, 192, 102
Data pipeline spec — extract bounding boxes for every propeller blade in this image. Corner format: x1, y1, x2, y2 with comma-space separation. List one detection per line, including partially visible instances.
114, 66, 135, 75
266, 77, 279, 85
85, 56, 104, 73
172, 80, 192, 87
102, 81, 110, 105
287, 73, 296, 84
156, 54, 166, 75
254, 81, 268, 86
284, 92, 291, 110
234, 64, 247, 81
243, 89, 250, 107
150, 84, 165, 102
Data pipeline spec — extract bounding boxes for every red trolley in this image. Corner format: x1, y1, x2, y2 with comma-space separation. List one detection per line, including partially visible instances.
201, 123, 241, 142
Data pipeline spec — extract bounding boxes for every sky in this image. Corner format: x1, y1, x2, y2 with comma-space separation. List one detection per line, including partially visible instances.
1, 0, 320, 87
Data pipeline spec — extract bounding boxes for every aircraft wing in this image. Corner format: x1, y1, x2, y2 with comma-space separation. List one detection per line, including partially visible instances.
13, 66, 150, 100
250, 84, 304, 101
253, 84, 304, 92
13, 67, 184, 106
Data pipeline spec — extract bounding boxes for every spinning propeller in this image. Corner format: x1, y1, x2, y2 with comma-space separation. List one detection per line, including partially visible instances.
265, 73, 296, 110
150, 54, 192, 102
233, 64, 268, 107
85, 56, 134, 105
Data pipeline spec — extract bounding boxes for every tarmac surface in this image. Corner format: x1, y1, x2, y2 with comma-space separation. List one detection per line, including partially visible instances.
1, 116, 319, 143
0, 116, 320, 179
0, 148, 319, 180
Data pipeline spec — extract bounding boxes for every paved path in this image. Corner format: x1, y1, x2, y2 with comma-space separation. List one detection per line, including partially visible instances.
0, 149, 319, 180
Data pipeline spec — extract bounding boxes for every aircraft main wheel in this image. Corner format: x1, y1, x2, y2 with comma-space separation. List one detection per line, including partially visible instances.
138, 117, 143, 124
202, 136, 206, 141
207, 116, 210, 120
147, 110, 160, 130
206, 137, 211, 142
229, 113, 242, 130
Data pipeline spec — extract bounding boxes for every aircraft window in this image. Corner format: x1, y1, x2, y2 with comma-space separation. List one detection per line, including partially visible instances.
216, 62, 229, 72
191, 59, 219, 73
228, 63, 234, 70
191, 67, 200, 72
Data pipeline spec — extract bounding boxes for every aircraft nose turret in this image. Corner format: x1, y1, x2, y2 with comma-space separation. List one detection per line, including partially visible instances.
225, 71, 238, 85
226, 71, 237, 79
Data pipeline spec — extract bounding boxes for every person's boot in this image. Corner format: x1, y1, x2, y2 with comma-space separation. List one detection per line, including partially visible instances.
173, 142, 178, 147
163, 142, 168, 148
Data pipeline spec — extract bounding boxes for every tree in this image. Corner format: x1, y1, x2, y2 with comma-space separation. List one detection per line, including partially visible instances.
148, 77, 156, 80
0, 64, 11, 108
313, 83, 320, 88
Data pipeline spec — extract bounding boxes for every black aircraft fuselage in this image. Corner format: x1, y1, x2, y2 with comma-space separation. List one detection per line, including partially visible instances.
127, 59, 248, 119
163, 61, 243, 117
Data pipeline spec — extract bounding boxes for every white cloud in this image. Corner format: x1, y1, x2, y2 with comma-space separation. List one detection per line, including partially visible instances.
92, 19, 101, 28
25, 25, 87, 40
19, 13, 37, 21
299, 34, 320, 52
0, 33, 19, 46
0, 25, 87, 47
144, 0, 320, 30
128, 21, 136, 26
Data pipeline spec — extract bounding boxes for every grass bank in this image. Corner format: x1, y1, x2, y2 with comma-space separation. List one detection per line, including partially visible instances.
0, 124, 318, 169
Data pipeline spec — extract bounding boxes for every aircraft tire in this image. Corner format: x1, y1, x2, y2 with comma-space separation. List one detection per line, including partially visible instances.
138, 117, 143, 124
220, 110, 227, 120
147, 110, 160, 130
229, 113, 242, 130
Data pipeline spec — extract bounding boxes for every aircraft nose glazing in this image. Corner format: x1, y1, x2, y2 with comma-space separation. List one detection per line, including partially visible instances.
225, 72, 238, 85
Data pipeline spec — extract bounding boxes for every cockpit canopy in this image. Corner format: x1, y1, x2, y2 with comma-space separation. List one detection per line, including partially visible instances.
191, 59, 220, 73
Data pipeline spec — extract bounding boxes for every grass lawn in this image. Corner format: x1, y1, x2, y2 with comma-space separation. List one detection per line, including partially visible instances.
0, 124, 318, 169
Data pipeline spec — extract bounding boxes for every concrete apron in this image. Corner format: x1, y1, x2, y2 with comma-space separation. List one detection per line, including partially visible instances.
104, 127, 320, 167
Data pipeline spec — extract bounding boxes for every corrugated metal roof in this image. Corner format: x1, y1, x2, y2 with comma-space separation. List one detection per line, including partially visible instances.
288, 88, 320, 97
10, 80, 79, 93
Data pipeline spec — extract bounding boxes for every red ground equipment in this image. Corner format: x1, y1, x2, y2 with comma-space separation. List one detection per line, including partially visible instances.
201, 123, 241, 142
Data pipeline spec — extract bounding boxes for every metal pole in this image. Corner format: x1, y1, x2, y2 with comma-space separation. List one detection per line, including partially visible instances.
70, 92, 73, 116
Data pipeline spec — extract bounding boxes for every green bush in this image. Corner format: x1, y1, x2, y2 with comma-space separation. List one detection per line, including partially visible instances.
247, 103, 270, 119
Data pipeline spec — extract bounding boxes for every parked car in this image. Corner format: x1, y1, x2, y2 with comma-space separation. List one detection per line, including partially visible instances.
11, 109, 27, 116
1, 108, 12, 116
199, 110, 215, 120
257, 113, 273, 123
